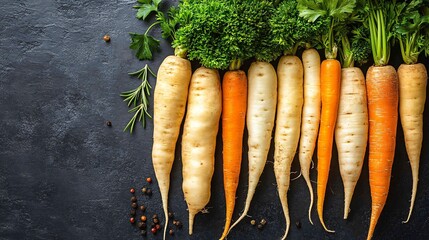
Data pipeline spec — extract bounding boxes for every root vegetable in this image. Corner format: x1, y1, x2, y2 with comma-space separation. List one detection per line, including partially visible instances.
181, 67, 222, 235
299, 48, 321, 225
366, 65, 398, 240
274, 55, 303, 239
152, 55, 192, 239
219, 70, 247, 240
229, 61, 277, 232
317, 58, 341, 233
335, 67, 368, 219
398, 63, 427, 223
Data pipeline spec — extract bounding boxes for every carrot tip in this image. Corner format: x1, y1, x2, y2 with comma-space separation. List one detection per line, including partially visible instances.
320, 219, 335, 233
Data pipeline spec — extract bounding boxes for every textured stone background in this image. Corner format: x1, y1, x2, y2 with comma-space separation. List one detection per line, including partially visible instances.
1, 0, 429, 239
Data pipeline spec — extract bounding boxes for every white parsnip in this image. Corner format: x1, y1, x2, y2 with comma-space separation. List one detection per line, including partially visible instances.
181, 67, 222, 235
152, 55, 192, 239
335, 67, 368, 219
298, 48, 321, 224
229, 61, 277, 232
274, 55, 303, 240
398, 63, 427, 223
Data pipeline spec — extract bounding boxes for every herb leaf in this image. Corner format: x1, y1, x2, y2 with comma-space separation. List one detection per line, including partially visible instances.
135, 0, 162, 20
271, 0, 328, 54
137, 0, 151, 4
297, 0, 357, 59
393, 0, 429, 64
157, 7, 178, 40
121, 64, 155, 133
136, 4, 158, 20
129, 33, 160, 60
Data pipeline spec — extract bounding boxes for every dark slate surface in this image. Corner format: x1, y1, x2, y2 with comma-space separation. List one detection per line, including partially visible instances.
1, 1, 429, 240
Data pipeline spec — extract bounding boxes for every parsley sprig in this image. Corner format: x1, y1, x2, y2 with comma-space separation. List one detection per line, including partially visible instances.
120, 64, 155, 133
393, 0, 429, 64
297, 0, 357, 59
130, 0, 178, 60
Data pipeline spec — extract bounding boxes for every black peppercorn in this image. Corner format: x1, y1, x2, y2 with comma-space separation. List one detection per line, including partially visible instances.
168, 212, 174, 219
140, 230, 147, 236
153, 218, 159, 224
106, 121, 112, 126
131, 202, 138, 209
138, 222, 147, 229
130, 209, 136, 217
152, 214, 158, 219
169, 229, 174, 235
257, 224, 264, 230
146, 188, 152, 196
139, 205, 146, 212
131, 196, 137, 202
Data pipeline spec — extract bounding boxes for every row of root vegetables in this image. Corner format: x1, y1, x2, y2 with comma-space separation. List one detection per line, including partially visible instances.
131, 1, 429, 240
150, 49, 427, 240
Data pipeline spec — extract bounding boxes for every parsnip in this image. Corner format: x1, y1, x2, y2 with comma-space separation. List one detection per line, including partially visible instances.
398, 63, 427, 223
229, 61, 277, 231
335, 67, 368, 219
274, 55, 303, 239
181, 67, 222, 235
298, 48, 321, 224
152, 55, 192, 238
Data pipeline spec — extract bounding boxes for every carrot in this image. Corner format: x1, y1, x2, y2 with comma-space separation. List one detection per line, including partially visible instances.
317, 58, 341, 233
229, 61, 277, 232
274, 55, 303, 239
152, 55, 192, 239
297, 0, 356, 232
398, 63, 427, 223
219, 70, 247, 240
366, 65, 398, 240
364, 2, 399, 239
181, 66, 222, 235
299, 48, 321, 225
335, 67, 368, 219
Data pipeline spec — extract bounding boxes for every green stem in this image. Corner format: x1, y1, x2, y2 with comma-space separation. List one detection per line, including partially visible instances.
376, 10, 382, 63
399, 38, 407, 64
380, 9, 387, 65
369, 7, 389, 66
325, 19, 336, 59
145, 21, 160, 35
369, 12, 377, 64
229, 59, 242, 71
341, 36, 353, 68
174, 45, 188, 58
284, 42, 300, 56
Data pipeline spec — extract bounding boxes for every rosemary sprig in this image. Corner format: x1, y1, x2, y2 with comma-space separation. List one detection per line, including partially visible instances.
120, 64, 155, 133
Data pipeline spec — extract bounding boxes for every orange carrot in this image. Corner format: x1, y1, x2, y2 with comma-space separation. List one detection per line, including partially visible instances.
219, 70, 247, 240
317, 58, 341, 233
366, 65, 398, 240
364, 3, 399, 238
